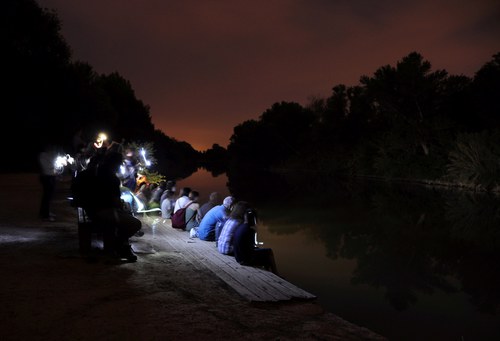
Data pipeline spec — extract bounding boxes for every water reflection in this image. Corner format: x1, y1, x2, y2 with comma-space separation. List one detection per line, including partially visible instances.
256, 178, 500, 314
185, 169, 500, 338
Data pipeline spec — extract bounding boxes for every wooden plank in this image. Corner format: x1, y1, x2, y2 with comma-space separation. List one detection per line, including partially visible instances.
138, 216, 317, 302
151, 224, 284, 301
160, 220, 316, 301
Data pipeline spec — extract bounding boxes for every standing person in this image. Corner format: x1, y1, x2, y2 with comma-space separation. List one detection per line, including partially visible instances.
233, 208, 279, 275
38, 143, 58, 222
217, 201, 249, 255
121, 147, 138, 192
80, 151, 142, 262
191, 196, 234, 241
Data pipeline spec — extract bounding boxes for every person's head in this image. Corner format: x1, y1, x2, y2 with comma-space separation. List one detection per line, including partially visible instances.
93, 132, 109, 149
189, 190, 199, 202
229, 201, 249, 221
179, 187, 191, 197
157, 181, 166, 190
222, 196, 234, 211
136, 173, 148, 187
208, 192, 219, 204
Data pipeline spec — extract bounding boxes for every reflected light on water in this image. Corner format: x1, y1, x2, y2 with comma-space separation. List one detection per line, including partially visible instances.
176, 168, 230, 203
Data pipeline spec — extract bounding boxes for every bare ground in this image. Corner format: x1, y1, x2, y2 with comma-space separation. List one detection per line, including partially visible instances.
0, 173, 386, 340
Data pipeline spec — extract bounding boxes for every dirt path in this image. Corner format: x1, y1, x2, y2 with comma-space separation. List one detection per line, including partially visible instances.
0, 173, 386, 340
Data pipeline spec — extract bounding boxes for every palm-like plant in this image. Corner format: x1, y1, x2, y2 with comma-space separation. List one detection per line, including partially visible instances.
446, 131, 500, 190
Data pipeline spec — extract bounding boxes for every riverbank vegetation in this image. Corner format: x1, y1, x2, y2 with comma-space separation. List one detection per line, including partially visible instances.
4, 1, 500, 192
227, 52, 500, 192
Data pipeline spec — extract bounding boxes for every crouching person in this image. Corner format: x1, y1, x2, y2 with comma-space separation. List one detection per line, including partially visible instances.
84, 151, 142, 262
233, 207, 278, 275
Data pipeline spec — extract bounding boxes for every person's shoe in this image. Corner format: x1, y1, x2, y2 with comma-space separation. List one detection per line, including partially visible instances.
134, 230, 145, 237
189, 228, 197, 238
119, 245, 137, 262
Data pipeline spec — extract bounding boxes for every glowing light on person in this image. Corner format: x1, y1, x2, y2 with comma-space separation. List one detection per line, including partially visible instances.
93, 132, 108, 149
140, 148, 151, 167
54, 154, 75, 174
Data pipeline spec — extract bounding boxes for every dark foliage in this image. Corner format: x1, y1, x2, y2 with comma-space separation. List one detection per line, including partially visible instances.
1, 0, 199, 173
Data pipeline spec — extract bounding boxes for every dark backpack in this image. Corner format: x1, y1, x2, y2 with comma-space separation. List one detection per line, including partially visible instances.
171, 202, 195, 229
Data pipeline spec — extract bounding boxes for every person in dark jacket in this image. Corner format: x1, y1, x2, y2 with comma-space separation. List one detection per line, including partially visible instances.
232, 207, 278, 275
38, 143, 58, 221
80, 151, 142, 262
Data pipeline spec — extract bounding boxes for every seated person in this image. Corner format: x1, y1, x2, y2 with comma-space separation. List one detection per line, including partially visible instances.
233, 208, 278, 275
160, 189, 176, 220
148, 182, 165, 209
185, 190, 201, 231
160, 180, 176, 203
173, 187, 191, 213
217, 201, 248, 255
135, 182, 151, 208
192, 196, 234, 241
198, 191, 220, 221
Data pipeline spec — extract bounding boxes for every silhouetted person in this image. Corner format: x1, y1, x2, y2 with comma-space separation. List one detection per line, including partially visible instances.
38, 143, 58, 221
233, 208, 278, 275
81, 151, 142, 261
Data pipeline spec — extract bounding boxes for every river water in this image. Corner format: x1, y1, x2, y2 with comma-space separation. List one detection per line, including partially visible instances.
176, 168, 500, 340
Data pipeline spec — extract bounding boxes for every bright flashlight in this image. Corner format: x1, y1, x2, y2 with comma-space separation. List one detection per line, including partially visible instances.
94, 132, 108, 149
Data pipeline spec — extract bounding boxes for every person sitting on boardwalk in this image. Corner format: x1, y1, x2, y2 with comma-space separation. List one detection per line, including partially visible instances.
191, 196, 234, 241
185, 190, 201, 232
217, 201, 248, 255
198, 191, 220, 221
148, 181, 166, 209
160, 180, 176, 203
233, 208, 279, 274
173, 187, 191, 213
77, 151, 142, 262
160, 189, 176, 220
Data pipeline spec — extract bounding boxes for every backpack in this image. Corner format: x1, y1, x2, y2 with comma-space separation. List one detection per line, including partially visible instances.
171, 202, 195, 229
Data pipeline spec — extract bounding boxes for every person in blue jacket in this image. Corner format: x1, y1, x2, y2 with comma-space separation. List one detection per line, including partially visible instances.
191, 196, 234, 241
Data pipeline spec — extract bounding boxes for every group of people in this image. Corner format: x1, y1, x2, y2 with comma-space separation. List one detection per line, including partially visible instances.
71, 148, 142, 262
168, 188, 279, 274
39, 132, 278, 272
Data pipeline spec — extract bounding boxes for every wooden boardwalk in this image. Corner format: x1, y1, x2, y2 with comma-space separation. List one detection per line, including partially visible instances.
138, 216, 317, 303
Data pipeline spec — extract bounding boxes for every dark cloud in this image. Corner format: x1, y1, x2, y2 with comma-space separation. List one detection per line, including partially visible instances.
37, 0, 500, 150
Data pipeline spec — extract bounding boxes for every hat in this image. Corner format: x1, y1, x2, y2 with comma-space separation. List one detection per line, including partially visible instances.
223, 196, 234, 209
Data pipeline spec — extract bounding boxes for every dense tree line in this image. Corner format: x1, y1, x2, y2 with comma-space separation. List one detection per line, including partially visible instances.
227, 52, 500, 190
6, 0, 500, 191
2, 0, 199, 175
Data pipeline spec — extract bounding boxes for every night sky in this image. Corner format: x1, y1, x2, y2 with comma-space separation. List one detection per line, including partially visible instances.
36, 0, 500, 151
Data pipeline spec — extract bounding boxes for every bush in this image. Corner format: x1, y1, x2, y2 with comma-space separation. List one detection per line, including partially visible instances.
446, 131, 500, 190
